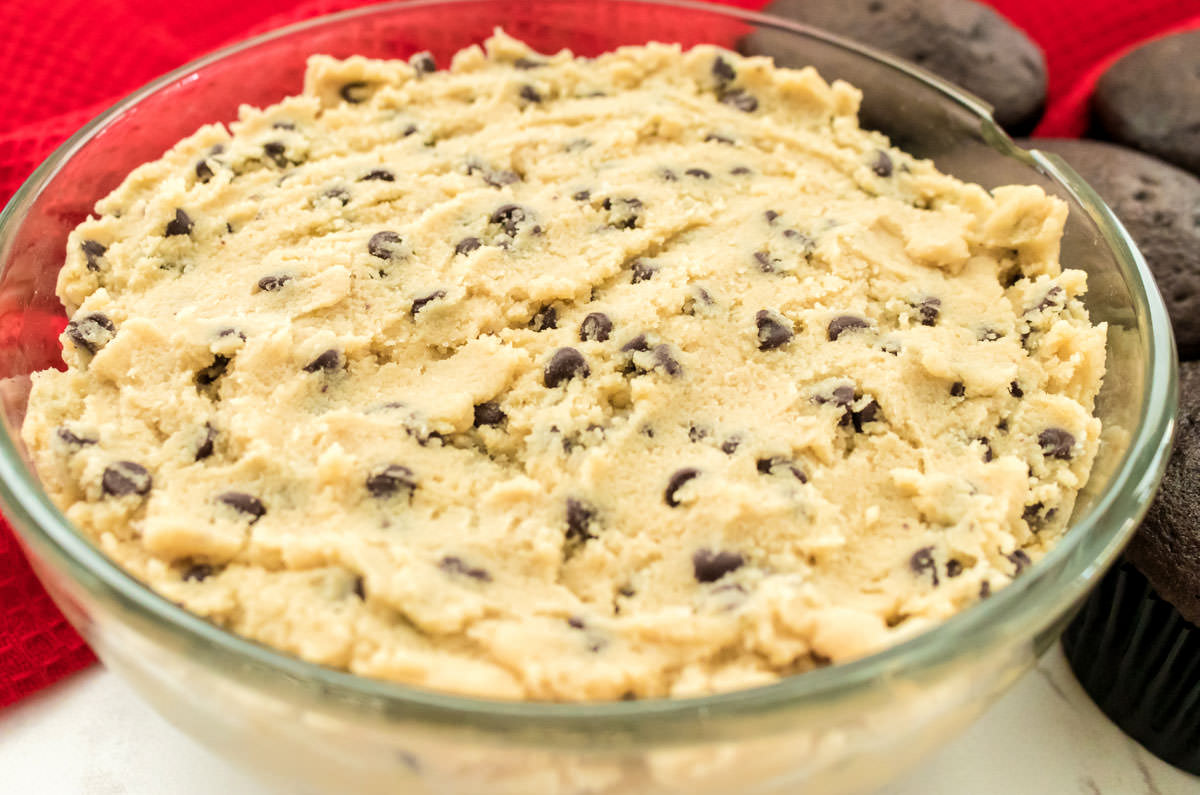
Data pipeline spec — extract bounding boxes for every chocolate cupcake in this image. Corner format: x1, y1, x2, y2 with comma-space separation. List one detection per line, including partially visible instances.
1062, 359, 1200, 775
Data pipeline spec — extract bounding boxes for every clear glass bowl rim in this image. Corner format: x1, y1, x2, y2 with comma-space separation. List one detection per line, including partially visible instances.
0, 0, 1177, 729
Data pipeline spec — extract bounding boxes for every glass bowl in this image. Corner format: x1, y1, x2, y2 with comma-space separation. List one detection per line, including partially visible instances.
0, 1, 1177, 793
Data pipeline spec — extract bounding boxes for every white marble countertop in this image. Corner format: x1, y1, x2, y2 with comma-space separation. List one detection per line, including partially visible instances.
0, 643, 1195, 794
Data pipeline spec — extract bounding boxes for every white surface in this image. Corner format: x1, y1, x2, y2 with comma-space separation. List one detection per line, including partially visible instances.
0, 643, 1196, 794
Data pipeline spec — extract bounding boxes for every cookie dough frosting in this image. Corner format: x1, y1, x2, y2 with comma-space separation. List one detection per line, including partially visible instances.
23, 32, 1106, 700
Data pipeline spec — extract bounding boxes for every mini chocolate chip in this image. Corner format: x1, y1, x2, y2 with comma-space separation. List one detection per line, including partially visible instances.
339, 81, 369, 103
685, 168, 712, 179
756, 457, 807, 482
946, 559, 964, 578
566, 615, 586, 629
688, 425, 708, 442
1038, 428, 1075, 460
827, 315, 869, 341
81, 240, 106, 271
321, 186, 351, 205
916, 297, 940, 326
652, 344, 681, 376
439, 556, 491, 582
401, 124, 418, 137
195, 355, 230, 386
352, 577, 366, 600
513, 57, 542, 70
454, 236, 481, 256
852, 399, 881, 431
980, 437, 994, 463
490, 203, 530, 236
997, 418, 1010, 432
360, 168, 395, 182
910, 546, 939, 586
263, 141, 288, 167
366, 464, 417, 498
980, 580, 992, 598
66, 313, 115, 355
721, 436, 741, 455
217, 328, 244, 340
195, 159, 215, 183
483, 169, 520, 188
572, 189, 591, 201
368, 231, 406, 262
730, 166, 752, 175
950, 381, 965, 397
519, 85, 542, 103
473, 401, 506, 427
754, 251, 776, 273
872, 150, 893, 177
620, 334, 650, 353
1032, 285, 1064, 313
195, 423, 217, 461
102, 461, 151, 497
692, 548, 743, 583
1009, 381, 1024, 398
1022, 502, 1044, 529
719, 89, 758, 112
704, 132, 734, 144
579, 312, 612, 342
681, 286, 713, 316
529, 305, 557, 331
712, 56, 736, 84
631, 260, 657, 283
303, 349, 341, 373
411, 290, 446, 317
56, 427, 97, 446
216, 491, 266, 522
182, 563, 215, 582
764, 210, 780, 224
602, 197, 643, 229
272, 121, 295, 130
544, 348, 589, 387
566, 498, 597, 544
411, 52, 436, 75
664, 468, 700, 507
1007, 549, 1032, 576
256, 274, 291, 292
165, 209, 193, 236
755, 310, 793, 350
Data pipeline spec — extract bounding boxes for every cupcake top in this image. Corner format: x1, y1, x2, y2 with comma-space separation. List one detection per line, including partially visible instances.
22, 31, 1106, 700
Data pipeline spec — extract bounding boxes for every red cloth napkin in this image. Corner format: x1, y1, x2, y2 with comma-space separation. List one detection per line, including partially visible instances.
1, 0, 1197, 710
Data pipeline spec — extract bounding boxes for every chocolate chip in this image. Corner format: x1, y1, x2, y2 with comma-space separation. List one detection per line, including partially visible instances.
483, 169, 520, 188
755, 310, 793, 350
256, 274, 291, 292
1030, 285, 1064, 313
721, 436, 741, 455
339, 81, 370, 103
756, 457, 807, 482
490, 203, 531, 236
303, 349, 341, 373
473, 401, 506, 427
81, 240, 106, 271
513, 57, 542, 70
1038, 428, 1075, 460
688, 425, 708, 442
1009, 381, 1024, 398
764, 210, 780, 224
411, 290, 446, 317
652, 345, 682, 376
979, 437, 994, 463
195, 355, 230, 386
946, 559, 964, 578
216, 491, 266, 522
519, 85, 542, 103
685, 168, 712, 179
367, 232, 408, 264
410, 52, 436, 75
620, 334, 650, 353
979, 580, 992, 598
572, 189, 591, 201
272, 121, 295, 130
579, 312, 612, 342
454, 236, 482, 256
754, 251, 777, 273
195, 423, 217, 461
439, 556, 491, 582
1007, 549, 1032, 576
321, 186, 351, 205
528, 305, 557, 331
692, 548, 743, 582
664, 468, 700, 507
910, 546, 939, 586
1022, 502, 1044, 530
56, 427, 97, 446
544, 348, 589, 387
66, 313, 115, 355
631, 260, 657, 283
263, 141, 289, 167
827, 315, 869, 341
719, 89, 758, 112
916, 297, 940, 326
602, 197, 643, 229
565, 615, 586, 630
360, 168, 395, 182
182, 563, 214, 582
165, 209, 194, 237
872, 150, 894, 177
681, 286, 713, 316
401, 124, 418, 137
102, 461, 151, 497
352, 576, 366, 600
566, 498, 597, 544
712, 56, 736, 84
950, 381, 965, 397
365, 464, 417, 499
997, 418, 1010, 432
704, 133, 734, 144
852, 399, 881, 431
730, 166, 752, 175
195, 160, 215, 183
